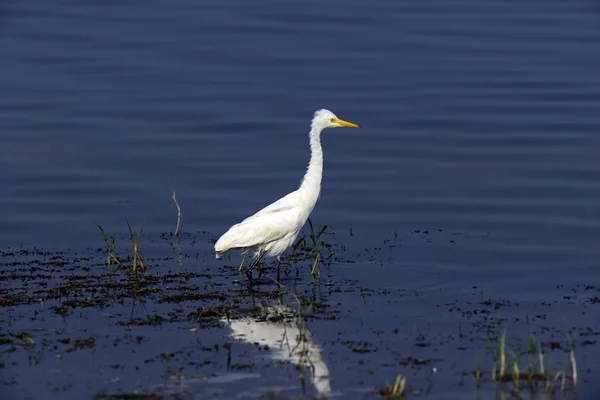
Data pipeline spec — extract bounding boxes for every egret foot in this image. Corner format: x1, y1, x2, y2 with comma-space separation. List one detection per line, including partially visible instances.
244, 251, 266, 283
245, 268, 254, 282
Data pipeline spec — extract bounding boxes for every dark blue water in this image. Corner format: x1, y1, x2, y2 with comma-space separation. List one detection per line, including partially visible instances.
1, 0, 600, 398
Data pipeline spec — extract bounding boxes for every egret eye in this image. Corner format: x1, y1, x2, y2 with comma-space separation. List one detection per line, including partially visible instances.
330, 118, 335, 122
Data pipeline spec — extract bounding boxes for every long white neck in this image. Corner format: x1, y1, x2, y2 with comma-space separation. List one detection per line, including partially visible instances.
298, 126, 323, 212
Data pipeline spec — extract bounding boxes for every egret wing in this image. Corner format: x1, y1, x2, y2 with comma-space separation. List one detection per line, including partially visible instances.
251, 191, 298, 216
214, 205, 302, 252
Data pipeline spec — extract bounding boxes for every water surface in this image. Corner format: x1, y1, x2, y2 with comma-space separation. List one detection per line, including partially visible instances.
1, 0, 600, 398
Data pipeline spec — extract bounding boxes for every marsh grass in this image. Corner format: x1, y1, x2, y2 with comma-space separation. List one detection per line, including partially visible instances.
126, 219, 146, 274
379, 375, 407, 399
95, 220, 146, 274
307, 219, 331, 275
483, 325, 577, 394
289, 218, 334, 276
238, 251, 248, 273
378, 327, 578, 399
95, 223, 121, 269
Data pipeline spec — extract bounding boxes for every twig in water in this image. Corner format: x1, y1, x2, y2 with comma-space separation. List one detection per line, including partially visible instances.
170, 189, 183, 236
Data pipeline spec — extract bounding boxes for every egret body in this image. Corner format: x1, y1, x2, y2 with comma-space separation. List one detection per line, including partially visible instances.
214, 109, 360, 279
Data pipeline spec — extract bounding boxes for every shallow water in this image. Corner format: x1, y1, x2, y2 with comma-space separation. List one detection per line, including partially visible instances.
1, 0, 600, 399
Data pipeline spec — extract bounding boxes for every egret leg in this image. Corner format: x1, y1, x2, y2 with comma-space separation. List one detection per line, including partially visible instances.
245, 251, 266, 281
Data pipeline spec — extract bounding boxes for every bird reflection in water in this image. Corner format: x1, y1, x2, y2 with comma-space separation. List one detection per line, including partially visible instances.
221, 304, 331, 395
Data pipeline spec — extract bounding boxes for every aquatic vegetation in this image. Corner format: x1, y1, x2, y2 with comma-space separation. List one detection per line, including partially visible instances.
1, 244, 595, 400
306, 218, 333, 276
95, 223, 121, 269
126, 219, 146, 274
95, 219, 146, 274
289, 218, 334, 276
378, 375, 407, 399
482, 326, 578, 395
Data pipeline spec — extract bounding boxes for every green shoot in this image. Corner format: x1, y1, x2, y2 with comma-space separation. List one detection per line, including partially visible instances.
379, 375, 407, 398
95, 223, 121, 269
126, 218, 146, 274
497, 325, 507, 377
488, 328, 577, 395
307, 218, 332, 275
238, 251, 247, 272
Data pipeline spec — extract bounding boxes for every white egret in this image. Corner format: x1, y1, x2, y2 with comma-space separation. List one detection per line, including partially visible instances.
214, 109, 360, 279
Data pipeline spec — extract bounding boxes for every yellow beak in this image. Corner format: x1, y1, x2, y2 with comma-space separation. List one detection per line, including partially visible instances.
332, 118, 360, 128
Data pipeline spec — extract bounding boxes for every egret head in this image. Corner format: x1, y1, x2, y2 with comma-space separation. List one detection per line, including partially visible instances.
311, 109, 360, 132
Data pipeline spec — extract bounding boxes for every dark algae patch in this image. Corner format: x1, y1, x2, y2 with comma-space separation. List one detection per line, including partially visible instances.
0, 235, 594, 399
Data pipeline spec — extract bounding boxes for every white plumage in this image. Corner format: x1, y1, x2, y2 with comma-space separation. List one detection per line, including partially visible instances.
214, 109, 360, 277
